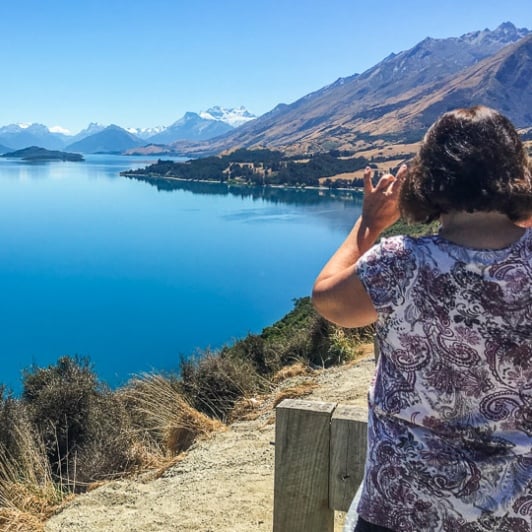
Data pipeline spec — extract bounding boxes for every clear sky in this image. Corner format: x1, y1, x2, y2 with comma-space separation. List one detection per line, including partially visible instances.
0, 0, 530, 133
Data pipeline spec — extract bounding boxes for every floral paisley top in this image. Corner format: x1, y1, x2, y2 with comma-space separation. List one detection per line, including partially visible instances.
355, 229, 532, 532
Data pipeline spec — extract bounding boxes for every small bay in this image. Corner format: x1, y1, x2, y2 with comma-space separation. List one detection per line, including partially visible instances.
0, 155, 362, 391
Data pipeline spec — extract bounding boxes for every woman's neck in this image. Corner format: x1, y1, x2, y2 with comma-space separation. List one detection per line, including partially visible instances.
439, 211, 526, 250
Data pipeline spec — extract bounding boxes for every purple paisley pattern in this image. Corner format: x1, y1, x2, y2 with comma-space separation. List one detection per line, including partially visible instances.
355, 229, 532, 531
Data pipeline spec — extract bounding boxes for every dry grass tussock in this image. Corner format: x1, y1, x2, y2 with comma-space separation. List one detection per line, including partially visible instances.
227, 395, 267, 423
0, 370, 228, 531
271, 361, 310, 383
0, 416, 71, 532
0, 509, 45, 532
124, 373, 225, 456
273, 381, 319, 408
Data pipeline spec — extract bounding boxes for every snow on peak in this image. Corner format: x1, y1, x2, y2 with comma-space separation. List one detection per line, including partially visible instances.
78, 123, 106, 135
49, 125, 72, 135
199, 106, 256, 127
126, 125, 166, 139
0, 123, 50, 134
460, 21, 530, 47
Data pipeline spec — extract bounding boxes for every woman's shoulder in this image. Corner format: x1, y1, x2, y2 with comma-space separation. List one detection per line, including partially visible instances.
379, 232, 436, 254
523, 227, 532, 246
391, 227, 532, 269
360, 234, 421, 271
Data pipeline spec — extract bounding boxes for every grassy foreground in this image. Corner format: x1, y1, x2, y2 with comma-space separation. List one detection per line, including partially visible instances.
0, 297, 373, 530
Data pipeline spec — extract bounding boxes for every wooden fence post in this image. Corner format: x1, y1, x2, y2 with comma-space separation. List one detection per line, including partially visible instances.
329, 405, 368, 512
273, 399, 336, 532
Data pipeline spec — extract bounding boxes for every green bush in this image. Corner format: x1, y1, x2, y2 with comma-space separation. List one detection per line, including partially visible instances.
308, 318, 374, 367
223, 333, 281, 375
216, 297, 375, 378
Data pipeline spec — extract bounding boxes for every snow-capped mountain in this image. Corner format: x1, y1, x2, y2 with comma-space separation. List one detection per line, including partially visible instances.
146, 112, 234, 144
143, 106, 256, 144
0, 122, 37, 133
126, 125, 166, 140
199, 106, 256, 127
0, 106, 256, 151
459, 21, 529, 52
65, 125, 144, 154
0, 123, 70, 150
49, 125, 73, 135
67, 123, 106, 144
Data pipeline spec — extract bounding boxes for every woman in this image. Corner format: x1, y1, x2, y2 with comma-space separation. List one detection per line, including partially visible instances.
312, 106, 532, 531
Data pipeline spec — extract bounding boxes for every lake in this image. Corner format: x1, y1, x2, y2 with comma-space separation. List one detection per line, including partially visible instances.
0, 155, 362, 391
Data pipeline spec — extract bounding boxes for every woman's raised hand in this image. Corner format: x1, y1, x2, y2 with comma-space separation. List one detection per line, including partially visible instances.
361, 165, 407, 233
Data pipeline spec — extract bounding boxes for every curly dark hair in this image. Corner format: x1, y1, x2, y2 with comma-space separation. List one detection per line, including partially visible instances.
400, 106, 532, 223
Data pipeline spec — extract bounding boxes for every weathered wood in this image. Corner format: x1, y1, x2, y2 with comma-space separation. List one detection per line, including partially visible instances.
329, 405, 368, 512
273, 399, 336, 532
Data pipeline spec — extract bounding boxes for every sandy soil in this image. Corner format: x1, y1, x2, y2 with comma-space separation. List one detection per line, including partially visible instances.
45, 349, 375, 532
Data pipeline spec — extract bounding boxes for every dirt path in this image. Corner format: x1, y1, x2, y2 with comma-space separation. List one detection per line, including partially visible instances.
45, 350, 375, 532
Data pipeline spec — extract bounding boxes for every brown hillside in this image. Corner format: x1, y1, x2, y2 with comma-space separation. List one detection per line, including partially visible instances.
153, 27, 531, 157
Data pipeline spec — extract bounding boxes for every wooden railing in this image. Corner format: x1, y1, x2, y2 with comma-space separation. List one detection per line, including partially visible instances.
273, 399, 368, 532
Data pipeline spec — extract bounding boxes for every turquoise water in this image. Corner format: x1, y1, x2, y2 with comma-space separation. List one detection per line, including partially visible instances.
0, 155, 362, 390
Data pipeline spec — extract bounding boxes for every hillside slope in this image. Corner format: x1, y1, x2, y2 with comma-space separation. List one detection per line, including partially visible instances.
66, 125, 143, 153
163, 24, 530, 156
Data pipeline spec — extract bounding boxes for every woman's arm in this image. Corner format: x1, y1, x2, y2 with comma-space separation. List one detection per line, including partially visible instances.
312, 165, 406, 327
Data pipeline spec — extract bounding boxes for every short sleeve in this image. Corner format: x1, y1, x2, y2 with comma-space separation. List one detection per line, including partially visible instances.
355, 235, 417, 318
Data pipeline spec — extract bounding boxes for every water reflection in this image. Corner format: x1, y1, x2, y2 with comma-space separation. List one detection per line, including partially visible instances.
0, 156, 364, 390
124, 175, 363, 232
124, 174, 363, 206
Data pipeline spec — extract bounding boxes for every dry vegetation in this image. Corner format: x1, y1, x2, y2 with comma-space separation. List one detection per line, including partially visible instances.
0, 298, 374, 531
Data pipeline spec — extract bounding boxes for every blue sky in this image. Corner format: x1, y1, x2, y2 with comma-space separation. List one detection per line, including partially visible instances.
0, 0, 530, 133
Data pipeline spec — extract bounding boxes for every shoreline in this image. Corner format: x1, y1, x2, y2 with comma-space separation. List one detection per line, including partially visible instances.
121, 172, 364, 194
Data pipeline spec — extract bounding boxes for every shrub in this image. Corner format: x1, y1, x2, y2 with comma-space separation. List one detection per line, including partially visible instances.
72, 391, 139, 485
0, 387, 66, 529
124, 374, 223, 456
22, 356, 98, 483
223, 333, 281, 375
306, 317, 374, 368
22, 356, 137, 488
179, 352, 266, 420
219, 297, 374, 378
0, 386, 29, 467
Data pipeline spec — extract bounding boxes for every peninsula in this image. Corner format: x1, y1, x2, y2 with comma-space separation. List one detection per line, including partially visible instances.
121, 148, 373, 189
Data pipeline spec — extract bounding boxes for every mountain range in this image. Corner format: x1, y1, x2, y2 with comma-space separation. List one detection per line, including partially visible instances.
0, 23, 530, 157
161, 22, 531, 156
0, 107, 257, 154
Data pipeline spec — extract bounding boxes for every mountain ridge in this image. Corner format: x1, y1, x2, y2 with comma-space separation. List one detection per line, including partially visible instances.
159, 22, 531, 156
146, 112, 235, 144
0, 107, 256, 153
0, 23, 529, 157
65, 125, 144, 154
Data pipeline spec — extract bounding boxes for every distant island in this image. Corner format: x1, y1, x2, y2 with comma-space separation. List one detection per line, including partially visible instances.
2, 146, 84, 162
